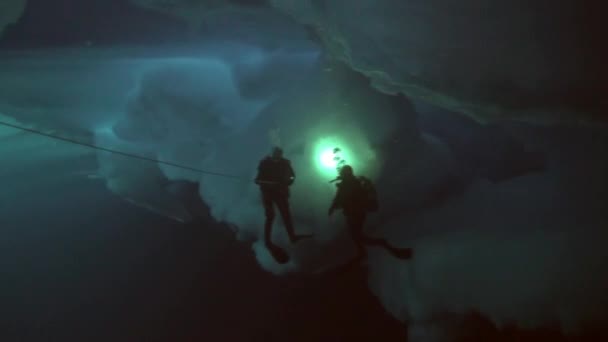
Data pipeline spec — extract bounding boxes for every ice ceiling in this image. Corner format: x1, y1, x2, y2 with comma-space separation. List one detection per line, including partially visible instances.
0, 0, 27, 36
132, 0, 605, 124
1, 1, 607, 341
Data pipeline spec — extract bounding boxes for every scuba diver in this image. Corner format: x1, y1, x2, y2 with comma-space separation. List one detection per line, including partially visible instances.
255, 147, 312, 263
328, 165, 413, 264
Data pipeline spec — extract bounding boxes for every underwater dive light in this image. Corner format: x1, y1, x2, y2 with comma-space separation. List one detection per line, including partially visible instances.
313, 137, 354, 178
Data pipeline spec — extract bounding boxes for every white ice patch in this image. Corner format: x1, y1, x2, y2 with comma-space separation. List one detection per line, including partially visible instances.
94, 128, 194, 223
367, 171, 608, 337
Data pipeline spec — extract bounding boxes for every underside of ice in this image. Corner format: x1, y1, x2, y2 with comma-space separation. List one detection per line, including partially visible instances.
1, 1, 606, 340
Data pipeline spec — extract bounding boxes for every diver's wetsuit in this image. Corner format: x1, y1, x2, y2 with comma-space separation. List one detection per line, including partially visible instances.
255, 156, 300, 245
330, 175, 412, 261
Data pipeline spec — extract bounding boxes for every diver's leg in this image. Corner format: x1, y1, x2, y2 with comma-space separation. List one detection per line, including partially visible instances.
347, 215, 368, 262
350, 212, 411, 259
387, 244, 413, 259
262, 192, 275, 246
276, 196, 312, 243
261, 192, 290, 264
360, 233, 413, 260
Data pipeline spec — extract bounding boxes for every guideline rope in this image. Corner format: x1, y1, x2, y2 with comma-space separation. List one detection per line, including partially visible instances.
0, 120, 247, 181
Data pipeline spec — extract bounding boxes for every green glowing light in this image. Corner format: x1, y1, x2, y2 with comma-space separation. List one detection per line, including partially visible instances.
320, 149, 338, 168
313, 137, 355, 178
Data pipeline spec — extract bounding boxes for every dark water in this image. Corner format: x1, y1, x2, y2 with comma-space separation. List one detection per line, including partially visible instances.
0, 0, 189, 48
0, 154, 405, 341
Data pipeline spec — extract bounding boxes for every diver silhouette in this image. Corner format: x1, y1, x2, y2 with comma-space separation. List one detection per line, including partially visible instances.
329, 165, 413, 264
255, 147, 312, 263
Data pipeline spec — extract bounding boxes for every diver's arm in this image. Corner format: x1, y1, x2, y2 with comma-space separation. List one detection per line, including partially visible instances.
286, 160, 295, 185
254, 160, 264, 184
328, 196, 339, 216
328, 187, 343, 216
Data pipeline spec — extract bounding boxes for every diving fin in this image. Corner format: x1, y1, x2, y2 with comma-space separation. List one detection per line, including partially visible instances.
267, 244, 290, 264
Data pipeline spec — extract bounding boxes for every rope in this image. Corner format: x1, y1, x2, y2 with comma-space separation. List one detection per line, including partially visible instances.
0, 120, 247, 181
